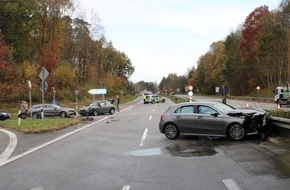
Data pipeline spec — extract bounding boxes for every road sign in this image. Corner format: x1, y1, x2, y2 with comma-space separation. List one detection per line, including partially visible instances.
39, 67, 49, 80
219, 85, 229, 96
88, 89, 107, 95
27, 80, 32, 90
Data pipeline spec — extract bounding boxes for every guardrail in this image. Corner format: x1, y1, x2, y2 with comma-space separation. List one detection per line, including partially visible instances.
269, 116, 290, 130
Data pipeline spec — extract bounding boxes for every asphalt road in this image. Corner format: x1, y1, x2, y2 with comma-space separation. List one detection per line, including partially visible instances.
0, 96, 290, 190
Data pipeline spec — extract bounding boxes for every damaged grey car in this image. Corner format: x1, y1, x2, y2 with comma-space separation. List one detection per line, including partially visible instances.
159, 101, 268, 141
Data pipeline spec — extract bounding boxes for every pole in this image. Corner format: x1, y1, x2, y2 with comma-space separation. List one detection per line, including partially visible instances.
42, 68, 45, 128
29, 89, 32, 119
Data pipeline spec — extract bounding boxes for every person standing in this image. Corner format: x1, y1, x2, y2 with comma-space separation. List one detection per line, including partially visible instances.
116, 95, 120, 112
20, 100, 28, 119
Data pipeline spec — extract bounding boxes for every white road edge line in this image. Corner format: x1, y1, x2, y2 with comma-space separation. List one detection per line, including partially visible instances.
0, 129, 18, 163
139, 128, 148, 146
222, 179, 242, 190
0, 117, 109, 167
149, 115, 152, 120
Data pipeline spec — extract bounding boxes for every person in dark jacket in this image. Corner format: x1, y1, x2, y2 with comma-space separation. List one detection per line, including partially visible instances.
116, 95, 120, 112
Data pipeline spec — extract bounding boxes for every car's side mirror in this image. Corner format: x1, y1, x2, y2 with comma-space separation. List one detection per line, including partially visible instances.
211, 113, 218, 117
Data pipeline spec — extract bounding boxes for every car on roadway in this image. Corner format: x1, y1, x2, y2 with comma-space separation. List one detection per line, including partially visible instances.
79, 100, 115, 116
159, 101, 268, 141
0, 111, 10, 120
28, 104, 76, 119
143, 95, 165, 104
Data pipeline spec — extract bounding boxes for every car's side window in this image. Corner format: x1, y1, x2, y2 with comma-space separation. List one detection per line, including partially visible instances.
175, 106, 194, 114
198, 106, 216, 114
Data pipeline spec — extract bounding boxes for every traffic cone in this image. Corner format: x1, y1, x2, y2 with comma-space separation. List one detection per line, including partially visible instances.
277, 104, 281, 112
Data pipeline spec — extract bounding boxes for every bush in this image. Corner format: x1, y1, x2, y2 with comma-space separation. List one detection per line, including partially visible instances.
267, 110, 290, 119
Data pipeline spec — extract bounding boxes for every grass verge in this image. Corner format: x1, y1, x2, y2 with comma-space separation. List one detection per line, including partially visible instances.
0, 117, 83, 134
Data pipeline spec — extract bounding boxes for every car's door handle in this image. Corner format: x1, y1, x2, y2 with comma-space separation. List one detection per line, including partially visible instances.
176, 116, 181, 119
198, 116, 203, 119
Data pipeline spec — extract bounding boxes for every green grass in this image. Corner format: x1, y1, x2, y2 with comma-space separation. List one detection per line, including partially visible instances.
0, 117, 83, 134
0, 94, 139, 134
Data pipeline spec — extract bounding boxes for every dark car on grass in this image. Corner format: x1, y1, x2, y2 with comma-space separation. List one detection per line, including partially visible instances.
79, 100, 115, 116
0, 111, 10, 121
159, 101, 268, 141
28, 104, 76, 119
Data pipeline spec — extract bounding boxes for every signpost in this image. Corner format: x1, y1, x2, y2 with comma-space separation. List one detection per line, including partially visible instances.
256, 86, 260, 97
88, 89, 107, 101
75, 90, 79, 109
219, 85, 230, 104
39, 67, 49, 127
188, 85, 193, 102
27, 80, 32, 119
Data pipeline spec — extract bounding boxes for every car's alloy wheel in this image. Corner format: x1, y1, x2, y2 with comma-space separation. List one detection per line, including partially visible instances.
32, 112, 39, 119
59, 111, 67, 118
110, 108, 115, 114
164, 124, 179, 139
229, 124, 245, 140
93, 110, 98, 116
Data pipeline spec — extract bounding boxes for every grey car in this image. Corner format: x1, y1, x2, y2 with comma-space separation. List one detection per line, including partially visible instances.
28, 104, 76, 119
79, 100, 115, 116
159, 101, 268, 141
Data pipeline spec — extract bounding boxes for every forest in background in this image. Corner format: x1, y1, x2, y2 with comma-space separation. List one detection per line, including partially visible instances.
2, 0, 290, 104
159, 0, 290, 97
0, 0, 135, 104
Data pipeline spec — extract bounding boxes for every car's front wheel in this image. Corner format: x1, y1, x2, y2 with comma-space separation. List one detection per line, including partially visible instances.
109, 108, 115, 114
164, 123, 179, 139
59, 111, 67, 118
228, 123, 245, 141
32, 112, 39, 119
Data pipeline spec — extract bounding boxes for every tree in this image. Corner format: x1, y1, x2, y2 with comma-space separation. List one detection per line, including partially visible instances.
240, 6, 270, 90
0, 0, 38, 62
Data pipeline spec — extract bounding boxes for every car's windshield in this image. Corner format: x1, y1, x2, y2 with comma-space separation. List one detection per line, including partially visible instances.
213, 102, 235, 113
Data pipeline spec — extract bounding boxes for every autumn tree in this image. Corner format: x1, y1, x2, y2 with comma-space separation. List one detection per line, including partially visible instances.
240, 6, 270, 89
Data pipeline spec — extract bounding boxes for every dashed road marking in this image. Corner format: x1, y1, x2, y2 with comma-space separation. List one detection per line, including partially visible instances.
222, 179, 242, 190
122, 185, 130, 190
139, 128, 148, 146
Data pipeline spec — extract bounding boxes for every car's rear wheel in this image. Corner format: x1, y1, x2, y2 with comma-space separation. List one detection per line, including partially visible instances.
93, 110, 98, 116
228, 123, 245, 141
59, 111, 67, 118
164, 123, 179, 139
109, 108, 115, 114
32, 112, 39, 119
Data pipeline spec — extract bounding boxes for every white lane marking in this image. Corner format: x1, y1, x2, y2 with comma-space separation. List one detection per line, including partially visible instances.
222, 179, 242, 190
149, 115, 152, 120
0, 117, 109, 167
0, 129, 18, 163
122, 186, 130, 190
120, 105, 134, 112
139, 128, 148, 146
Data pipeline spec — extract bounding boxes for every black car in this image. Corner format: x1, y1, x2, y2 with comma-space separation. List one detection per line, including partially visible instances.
0, 111, 10, 121
79, 100, 115, 116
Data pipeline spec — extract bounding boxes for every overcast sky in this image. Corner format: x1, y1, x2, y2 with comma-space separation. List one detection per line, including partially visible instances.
76, 0, 281, 83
